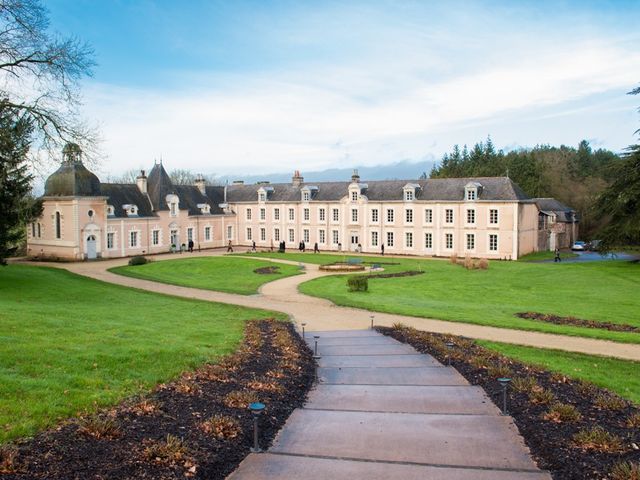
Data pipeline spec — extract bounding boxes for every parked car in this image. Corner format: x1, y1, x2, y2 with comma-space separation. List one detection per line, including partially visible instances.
571, 241, 586, 251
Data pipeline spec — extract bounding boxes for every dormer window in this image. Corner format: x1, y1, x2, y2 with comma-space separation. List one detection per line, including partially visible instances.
301, 185, 317, 202
303, 191, 310, 202
403, 183, 419, 202
351, 191, 358, 202
107, 205, 115, 216
465, 182, 482, 201
197, 203, 211, 214
257, 186, 273, 203
123, 204, 138, 216
259, 192, 266, 202
166, 194, 179, 216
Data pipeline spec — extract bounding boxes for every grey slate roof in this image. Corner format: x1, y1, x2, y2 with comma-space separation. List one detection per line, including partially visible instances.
101, 184, 155, 218
532, 198, 577, 223
147, 163, 175, 211
174, 185, 221, 216
223, 176, 530, 202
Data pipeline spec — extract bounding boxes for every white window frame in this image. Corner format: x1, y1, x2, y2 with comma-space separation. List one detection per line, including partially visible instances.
304, 208, 310, 221
405, 208, 413, 224
319, 208, 326, 222
288, 228, 295, 243
445, 209, 454, 224
386, 209, 394, 223
466, 209, 476, 225
371, 231, 378, 247
351, 191, 358, 202
246, 208, 252, 221
260, 227, 266, 241
152, 230, 160, 246
371, 208, 379, 223
425, 208, 433, 224
303, 191, 310, 202
425, 232, 432, 249
319, 229, 325, 244
204, 226, 211, 241
107, 232, 115, 249
332, 230, 339, 245
246, 227, 253, 241
489, 209, 499, 225
260, 208, 266, 221
227, 225, 233, 240
445, 233, 453, 249
274, 228, 280, 242
405, 231, 413, 248
405, 190, 414, 201
351, 208, 358, 223
466, 233, 475, 251
386, 231, 394, 247
288, 208, 295, 221
187, 227, 194, 242
332, 208, 339, 222
274, 208, 280, 221
129, 230, 139, 248
489, 234, 498, 251
303, 229, 310, 243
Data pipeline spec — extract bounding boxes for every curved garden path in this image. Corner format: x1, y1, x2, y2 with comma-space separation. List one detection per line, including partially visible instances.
36, 250, 640, 362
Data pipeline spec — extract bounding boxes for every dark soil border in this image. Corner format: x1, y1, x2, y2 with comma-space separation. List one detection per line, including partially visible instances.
517, 312, 640, 333
1, 320, 314, 479
253, 266, 280, 275
377, 325, 640, 480
366, 270, 424, 279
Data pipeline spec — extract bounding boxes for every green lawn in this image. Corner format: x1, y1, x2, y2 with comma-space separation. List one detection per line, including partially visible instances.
478, 341, 640, 404
110, 256, 302, 295
0, 265, 284, 443
251, 252, 640, 343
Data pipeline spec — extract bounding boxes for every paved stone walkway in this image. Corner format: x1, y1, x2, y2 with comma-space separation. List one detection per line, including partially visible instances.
228, 329, 551, 479
45, 251, 640, 361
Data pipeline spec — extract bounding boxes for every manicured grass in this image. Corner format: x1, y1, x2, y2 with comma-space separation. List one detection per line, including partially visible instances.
0, 265, 285, 443
263, 253, 640, 343
110, 256, 302, 295
517, 251, 578, 262
478, 340, 640, 404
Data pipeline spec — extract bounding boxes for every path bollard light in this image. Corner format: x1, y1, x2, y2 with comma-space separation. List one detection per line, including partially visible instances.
498, 378, 511, 415
370, 314, 375, 329
313, 335, 320, 355
313, 355, 322, 383
301, 323, 306, 339
249, 402, 265, 453
445, 342, 455, 366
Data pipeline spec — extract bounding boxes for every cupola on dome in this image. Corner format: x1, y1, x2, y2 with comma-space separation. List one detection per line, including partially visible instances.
44, 143, 101, 196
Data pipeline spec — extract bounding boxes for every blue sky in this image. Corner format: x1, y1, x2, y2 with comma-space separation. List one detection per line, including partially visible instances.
46, 0, 640, 179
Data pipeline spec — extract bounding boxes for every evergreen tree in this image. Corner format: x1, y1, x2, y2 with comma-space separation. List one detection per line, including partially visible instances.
0, 106, 42, 265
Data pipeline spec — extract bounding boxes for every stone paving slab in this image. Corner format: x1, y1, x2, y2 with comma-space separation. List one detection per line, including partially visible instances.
303, 335, 400, 346
318, 354, 439, 368
319, 366, 467, 385
269, 409, 540, 471
228, 453, 552, 480
306, 384, 498, 414
317, 344, 417, 356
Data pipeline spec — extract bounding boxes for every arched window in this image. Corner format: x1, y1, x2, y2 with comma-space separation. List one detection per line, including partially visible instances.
55, 212, 61, 239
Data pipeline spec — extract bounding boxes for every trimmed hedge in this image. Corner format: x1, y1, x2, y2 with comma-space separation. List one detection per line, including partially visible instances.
347, 276, 368, 292
128, 255, 149, 266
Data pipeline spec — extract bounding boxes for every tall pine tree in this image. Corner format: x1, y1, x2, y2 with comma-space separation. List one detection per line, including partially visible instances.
0, 105, 42, 265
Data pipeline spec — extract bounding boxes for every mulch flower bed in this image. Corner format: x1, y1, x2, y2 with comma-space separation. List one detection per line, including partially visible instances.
517, 312, 640, 333
253, 266, 281, 275
0, 320, 314, 479
378, 325, 640, 480
366, 270, 424, 279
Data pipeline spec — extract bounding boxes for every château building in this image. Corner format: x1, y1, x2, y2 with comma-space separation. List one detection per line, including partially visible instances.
27, 144, 578, 261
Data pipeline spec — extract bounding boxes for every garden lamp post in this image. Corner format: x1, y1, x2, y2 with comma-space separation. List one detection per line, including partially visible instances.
498, 378, 511, 415
370, 314, 375, 329
313, 355, 322, 383
314, 335, 320, 355
301, 322, 306, 339
249, 402, 266, 453
445, 342, 455, 366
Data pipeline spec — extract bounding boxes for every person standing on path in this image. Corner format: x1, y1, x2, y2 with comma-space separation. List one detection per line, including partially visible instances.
554, 248, 561, 262
227, 240, 233, 253
251, 241, 256, 252
314, 242, 319, 253
188, 239, 194, 253
381, 244, 385, 256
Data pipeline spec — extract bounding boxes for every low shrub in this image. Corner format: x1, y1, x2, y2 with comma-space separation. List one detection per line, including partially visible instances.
128, 255, 148, 266
200, 415, 241, 440
610, 461, 640, 480
0, 445, 19, 474
511, 376, 538, 394
528, 386, 555, 405
626, 412, 640, 428
77, 416, 121, 439
477, 258, 489, 270
573, 426, 624, 452
347, 276, 368, 292
594, 392, 628, 411
449, 253, 458, 264
543, 402, 582, 423
486, 363, 512, 378
143, 434, 189, 463
223, 390, 258, 408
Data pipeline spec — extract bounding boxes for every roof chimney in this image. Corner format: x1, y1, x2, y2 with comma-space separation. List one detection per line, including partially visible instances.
351, 169, 360, 183
194, 173, 206, 195
292, 170, 304, 187
136, 169, 147, 193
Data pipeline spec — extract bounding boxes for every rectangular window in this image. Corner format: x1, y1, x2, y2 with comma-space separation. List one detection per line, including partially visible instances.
466, 233, 475, 250
170, 203, 177, 216
371, 209, 379, 223
332, 230, 339, 245
274, 208, 280, 221
467, 209, 475, 224
445, 233, 453, 249
351, 208, 358, 223
204, 226, 211, 241
31, 223, 35, 237
319, 208, 325, 221
274, 228, 280, 242
405, 232, 413, 248
246, 228, 252, 241
152, 230, 160, 246
259, 192, 266, 202
227, 226, 233, 240
260, 227, 266, 241
405, 190, 414, 201
425, 232, 432, 249
288, 229, 295, 243
332, 208, 339, 222
386, 209, 394, 223
490, 209, 499, 224
467, 189, 476, 201
445, 209, 454, 224
288, 208, 295, 221
107, 232, 115, 249
303, 191, 310, 201
489, 234, 498, 251
187, 227, 193, 242
319, 229, 325, 244
130, 231, 138, 248
304, 208, 310, 221
37, 223, 41, 238
425, 209, 433, 223
371, 231, 378, 247
246, 208, 252, 220
260, 208, 266, 221
303, 229, 310, 243
386, 232, 394, 247
351, 191, 358, 201
405, 209, 413, 223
